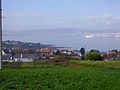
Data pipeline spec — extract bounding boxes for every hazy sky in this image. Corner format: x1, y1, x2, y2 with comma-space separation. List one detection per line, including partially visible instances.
2, 0, 120, 50
3, 0, 120, 32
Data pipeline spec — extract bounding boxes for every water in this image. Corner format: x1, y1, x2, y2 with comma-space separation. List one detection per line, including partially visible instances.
3, 29, 120, 51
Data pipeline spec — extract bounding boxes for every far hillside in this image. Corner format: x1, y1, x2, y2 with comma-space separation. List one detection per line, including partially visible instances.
2, 40, 54, 49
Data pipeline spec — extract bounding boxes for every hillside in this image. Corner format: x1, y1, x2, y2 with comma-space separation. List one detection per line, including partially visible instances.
2, 40, 54, 49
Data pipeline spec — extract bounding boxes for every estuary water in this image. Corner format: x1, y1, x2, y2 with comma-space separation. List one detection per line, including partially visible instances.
3, 29, 120, 51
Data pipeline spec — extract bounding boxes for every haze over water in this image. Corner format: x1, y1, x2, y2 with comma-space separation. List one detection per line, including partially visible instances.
3, 29, 120, 51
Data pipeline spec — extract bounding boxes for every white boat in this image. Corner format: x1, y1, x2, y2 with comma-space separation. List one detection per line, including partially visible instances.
115, 35, 120, 38
85, 35, 94, 38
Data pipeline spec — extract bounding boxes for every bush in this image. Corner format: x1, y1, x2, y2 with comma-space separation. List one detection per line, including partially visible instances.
84, 52, 103, 61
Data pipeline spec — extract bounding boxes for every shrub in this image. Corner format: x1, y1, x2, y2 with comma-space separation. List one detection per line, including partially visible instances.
84, 52, 103, 61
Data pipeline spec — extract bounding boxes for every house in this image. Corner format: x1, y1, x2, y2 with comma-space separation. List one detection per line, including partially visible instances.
14, 54, 34, 62
2, 50, 6, 56
101, 51, 118, 61
40, 48, 54, 58
40, 48, 54, 59
73, 50, 82, 56
60, 49, 80, 56
2, 49, 13, 62
60, 50, 69, 55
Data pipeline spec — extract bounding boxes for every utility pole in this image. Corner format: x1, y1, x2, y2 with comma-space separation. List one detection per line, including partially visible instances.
0, 0, 2, 69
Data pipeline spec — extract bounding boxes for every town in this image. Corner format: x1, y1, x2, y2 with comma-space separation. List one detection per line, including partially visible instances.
2, 40, 120, 63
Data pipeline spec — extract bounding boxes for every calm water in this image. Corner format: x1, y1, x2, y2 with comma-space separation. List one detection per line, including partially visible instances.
3, 29, 120, 51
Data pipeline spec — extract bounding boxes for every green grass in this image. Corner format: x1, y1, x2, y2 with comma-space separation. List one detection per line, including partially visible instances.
3, 60, 68, 68
70, 60, 120, 69
1, 61, 120, 90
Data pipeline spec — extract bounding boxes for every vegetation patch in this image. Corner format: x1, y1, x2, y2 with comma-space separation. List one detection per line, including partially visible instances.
84, 52, 103, 61
1, 61, 120, 90
70, 61, 120, 69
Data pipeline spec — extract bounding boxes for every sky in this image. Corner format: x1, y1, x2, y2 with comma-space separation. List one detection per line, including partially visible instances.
3, 0, 120, 32
2, 0, 120, 50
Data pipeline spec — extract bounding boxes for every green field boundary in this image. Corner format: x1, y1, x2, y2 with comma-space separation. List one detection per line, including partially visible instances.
70, 61, 120, 69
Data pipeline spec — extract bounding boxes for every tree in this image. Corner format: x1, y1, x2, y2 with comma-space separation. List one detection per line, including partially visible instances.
84, 52, 103, 61
55, 50, 61, 55
90, 49, 100, 53
111, 50, 118, 54
80, 48, 85, 59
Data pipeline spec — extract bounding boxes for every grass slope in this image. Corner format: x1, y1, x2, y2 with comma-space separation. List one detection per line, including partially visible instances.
0, 61, 120, 90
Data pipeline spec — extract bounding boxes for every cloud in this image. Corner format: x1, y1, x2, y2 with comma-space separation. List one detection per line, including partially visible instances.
3, 11, 120, 31
3, 30, 15, 36
4, 11, 63, 18
86, 14, 120, 26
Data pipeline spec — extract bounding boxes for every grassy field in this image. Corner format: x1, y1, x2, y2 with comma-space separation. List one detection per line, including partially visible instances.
70, 60, 120, 69
1, 61, 120, 90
